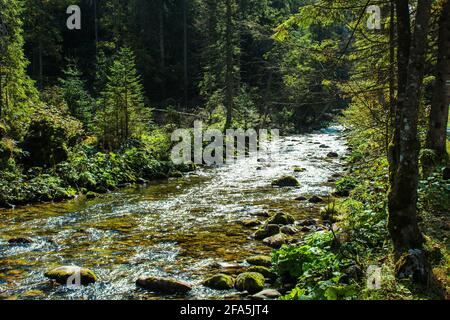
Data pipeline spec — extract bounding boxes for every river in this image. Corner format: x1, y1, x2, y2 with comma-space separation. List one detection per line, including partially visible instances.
0, 126, 348, 300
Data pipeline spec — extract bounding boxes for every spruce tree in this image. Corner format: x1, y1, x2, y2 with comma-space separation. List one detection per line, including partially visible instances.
97, 47, 147, 150
0, 0, 38, 138
59, 60, 94, 129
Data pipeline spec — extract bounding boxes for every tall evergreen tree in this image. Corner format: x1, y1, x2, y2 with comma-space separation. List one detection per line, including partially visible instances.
0, 0, 38, 138
97, 47, 148, 150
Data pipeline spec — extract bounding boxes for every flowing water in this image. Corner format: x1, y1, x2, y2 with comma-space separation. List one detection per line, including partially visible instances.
0, 126, 348, 300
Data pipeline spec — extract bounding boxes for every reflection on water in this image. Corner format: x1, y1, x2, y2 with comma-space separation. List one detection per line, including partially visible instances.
0, 126, 347, 300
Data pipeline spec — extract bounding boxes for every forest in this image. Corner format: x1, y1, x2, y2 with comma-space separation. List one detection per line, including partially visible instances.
0, 0, 449, 301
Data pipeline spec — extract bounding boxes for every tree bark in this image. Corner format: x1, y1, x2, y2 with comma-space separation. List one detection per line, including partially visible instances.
183, 0, 188, 108
425, 0, 450, 160
224, 0, 234, 130
159, 0, 166, 100
388, 0, 432, 255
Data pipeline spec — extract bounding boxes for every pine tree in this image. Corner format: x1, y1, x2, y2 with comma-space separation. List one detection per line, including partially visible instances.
0, 0, 38, 139
59, 60, 94, 129
97, 47, 148, 150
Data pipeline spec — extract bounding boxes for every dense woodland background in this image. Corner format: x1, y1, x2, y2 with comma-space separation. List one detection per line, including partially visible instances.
0, 0, 449, 300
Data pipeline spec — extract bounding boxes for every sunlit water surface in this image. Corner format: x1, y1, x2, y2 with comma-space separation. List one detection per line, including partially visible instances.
0, 126, 348, 300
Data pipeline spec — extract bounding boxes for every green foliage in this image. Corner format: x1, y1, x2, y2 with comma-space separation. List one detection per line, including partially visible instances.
0, 0, 38, 139
96, 47, 150, 150
59, 61, 95, 128
22, 96, 83, 168
273, 231, 357, 300
418, 169, 450, 214
335, 177, 357, 193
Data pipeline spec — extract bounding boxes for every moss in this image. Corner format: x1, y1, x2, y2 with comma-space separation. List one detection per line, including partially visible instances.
246, 255, 272, 267
271, 176, 300, 187
85, 191, 99, 199
203, 274, 235, 290
235, 272, 265, 294
136, 276, 192, 294
254, 224, 280, 240
267, 212, 294, 225
44, 266, 97, 285
169, 170, 183, 178
247, 266, 276, 280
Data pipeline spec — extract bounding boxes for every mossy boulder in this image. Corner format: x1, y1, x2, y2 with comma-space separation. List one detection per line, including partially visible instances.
235, 272, 265, 294
271, 176, 300, 187
263, 233, 288, 248
267, 212, 294, 225
293, 167, 306, 173
327, 152, 339, 158
203, 274, 235, 290
308, 195, 324, 203
241, 219, 261, 228
136, 276, 192, 294
246, 255, 272, 267
85, 191, 99, 199
254, 224, 280, 240
280, 225, 298, 235
44, 266, 97, 285
395, 249, 429, 284
169, 170, 183, 178
247, 266, 276, 280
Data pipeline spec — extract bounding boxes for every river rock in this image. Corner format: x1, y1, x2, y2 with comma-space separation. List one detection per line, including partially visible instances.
246, 255, 272, 267
294, 196, 307, 201
263, 234, 288, 248
280, 225, 298, 235
327, 152, 339, 158
254, 224, 280, 240
333, 189, 350, 197
308, 196, 324, 203
267, 212, 294, 225
319, 144, 330, 149
271, 176, 300, 187
297, 218, 317, 226
235, 272, 265, 294
8, 237, 33, 245
44, 266, 97, 285
395, 249, 429, 284
136, 276, 192, 294
203, 274, 235, 290
251, 289, 281, 300
247, 266, 276, 280
293, 167, 306, 173
241, 219, 261, 228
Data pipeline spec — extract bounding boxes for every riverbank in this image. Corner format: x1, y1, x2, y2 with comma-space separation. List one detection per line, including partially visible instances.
0, 130, 196, 209
271, 126, 450, 300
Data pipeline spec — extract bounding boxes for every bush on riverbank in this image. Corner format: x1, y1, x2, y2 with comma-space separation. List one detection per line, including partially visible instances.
273, 123, 449, 300
0, 126, 194, 208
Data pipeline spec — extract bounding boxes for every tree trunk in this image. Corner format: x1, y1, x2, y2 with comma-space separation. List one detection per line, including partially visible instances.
425, 0, 450, 160
159, 0, 166, 100
389, 0, 411, 181
38, 41, 43, 89
224, 0, 234, 130
388, 0, 432, 255
183, 0, 188, 108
